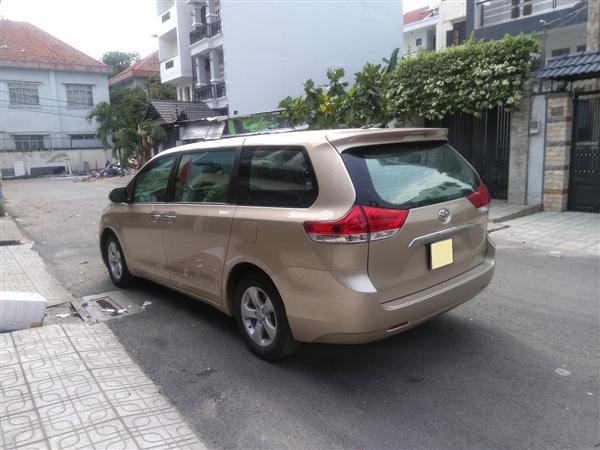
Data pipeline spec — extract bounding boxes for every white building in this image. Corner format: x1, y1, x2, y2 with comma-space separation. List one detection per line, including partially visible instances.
0, 20, 112, 176
403, 1, 467, 55
156, 0, 404, 116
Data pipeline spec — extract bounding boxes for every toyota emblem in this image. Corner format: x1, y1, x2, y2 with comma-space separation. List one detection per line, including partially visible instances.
438, 208, 451, 224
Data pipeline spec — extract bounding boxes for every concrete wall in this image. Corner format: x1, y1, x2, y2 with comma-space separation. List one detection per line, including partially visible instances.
507, 82, 532, 205
1, 148, 112, 176
527, 94, 546, 206
220, 0, 404, 116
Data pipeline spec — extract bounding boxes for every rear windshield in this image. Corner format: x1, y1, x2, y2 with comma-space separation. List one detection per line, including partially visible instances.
342, 142, 480, 209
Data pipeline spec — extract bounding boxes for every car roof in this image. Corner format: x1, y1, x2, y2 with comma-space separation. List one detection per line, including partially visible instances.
155, 127, 448, 158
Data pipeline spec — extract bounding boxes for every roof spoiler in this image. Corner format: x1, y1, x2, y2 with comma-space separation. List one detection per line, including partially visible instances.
327, 128, 448, 152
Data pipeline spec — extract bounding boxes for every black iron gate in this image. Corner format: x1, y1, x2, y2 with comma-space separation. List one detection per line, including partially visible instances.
426, 106, 511, 199
568, 92, 600, 213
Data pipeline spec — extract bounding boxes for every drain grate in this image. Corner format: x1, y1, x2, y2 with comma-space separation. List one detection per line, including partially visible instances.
71, 291, 143, 323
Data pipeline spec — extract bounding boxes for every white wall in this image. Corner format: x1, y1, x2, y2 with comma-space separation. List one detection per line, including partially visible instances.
220, 0, 404, 116
436, 0, 466, 50
0, 66, 110, 174
404, 26, 436, 54
0, 67, 109, 146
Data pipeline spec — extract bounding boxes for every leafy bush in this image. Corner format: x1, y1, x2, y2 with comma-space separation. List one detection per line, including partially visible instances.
387, 34, 539, 119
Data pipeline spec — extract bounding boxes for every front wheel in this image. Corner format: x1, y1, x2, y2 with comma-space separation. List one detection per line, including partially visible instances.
234, 273, 299, 360
104, 234, 134, 288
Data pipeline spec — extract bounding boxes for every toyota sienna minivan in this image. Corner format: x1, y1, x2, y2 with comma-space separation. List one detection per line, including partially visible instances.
100, 128, 495, 359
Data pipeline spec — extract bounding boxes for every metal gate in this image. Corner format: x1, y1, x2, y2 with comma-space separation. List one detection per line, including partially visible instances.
568, 92, 600, 213
426, 106, 511, 199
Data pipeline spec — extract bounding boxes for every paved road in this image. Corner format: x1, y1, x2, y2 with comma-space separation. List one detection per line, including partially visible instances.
3, 178, 599, 449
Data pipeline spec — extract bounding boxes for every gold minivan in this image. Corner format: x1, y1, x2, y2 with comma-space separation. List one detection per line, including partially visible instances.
100, 128, 495, 359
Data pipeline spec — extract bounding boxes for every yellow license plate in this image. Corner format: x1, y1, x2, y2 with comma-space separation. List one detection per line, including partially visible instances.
430, 239, 453, 270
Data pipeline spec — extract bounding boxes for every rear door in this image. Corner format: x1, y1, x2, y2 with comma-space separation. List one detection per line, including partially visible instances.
162, 148, 237, 304
341, 141, 490, 303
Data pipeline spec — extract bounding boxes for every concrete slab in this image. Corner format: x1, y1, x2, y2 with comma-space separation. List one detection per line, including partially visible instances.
489, 200, 542, 223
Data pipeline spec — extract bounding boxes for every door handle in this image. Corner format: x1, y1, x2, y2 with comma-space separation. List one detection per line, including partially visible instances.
163, 212, 177, 224
150, 211, 162, 223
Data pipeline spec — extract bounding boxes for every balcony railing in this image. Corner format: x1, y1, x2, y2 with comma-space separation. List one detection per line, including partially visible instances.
195, 82, 226, 101
189, 19, 222, 45
476, 0, 584, 28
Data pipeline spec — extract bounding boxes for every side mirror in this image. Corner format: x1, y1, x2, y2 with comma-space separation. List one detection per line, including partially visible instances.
109, 187, 129, 203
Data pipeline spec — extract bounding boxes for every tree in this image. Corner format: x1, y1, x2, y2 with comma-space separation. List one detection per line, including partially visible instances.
146, 75, 177, 100
278, 48, 400, 129
102, 51, 140, 77
88, 87, 165, 165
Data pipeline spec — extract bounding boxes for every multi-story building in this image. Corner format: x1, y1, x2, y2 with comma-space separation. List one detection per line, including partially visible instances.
403, 1, 467, 55
0, 20, 112, 176
156, 0, 404, 116
467, 0, 589, 63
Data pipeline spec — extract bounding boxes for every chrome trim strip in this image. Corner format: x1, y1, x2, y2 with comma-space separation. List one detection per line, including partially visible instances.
408, 224, 474, 248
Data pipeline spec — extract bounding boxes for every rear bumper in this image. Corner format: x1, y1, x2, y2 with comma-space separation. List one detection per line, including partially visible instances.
272, 238, 495, 344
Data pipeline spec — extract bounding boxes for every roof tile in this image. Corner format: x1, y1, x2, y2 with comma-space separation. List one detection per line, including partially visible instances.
0, 19, 109, 73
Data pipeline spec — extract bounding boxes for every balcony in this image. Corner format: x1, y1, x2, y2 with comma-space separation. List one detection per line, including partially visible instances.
157, 5, 177, 37
476, 0, 584, 29
160, 56, 193, 83
189, 19, 222, 45
195, 81, 226, 101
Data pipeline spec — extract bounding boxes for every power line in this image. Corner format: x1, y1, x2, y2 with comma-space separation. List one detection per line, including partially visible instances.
0, 100, 92, 119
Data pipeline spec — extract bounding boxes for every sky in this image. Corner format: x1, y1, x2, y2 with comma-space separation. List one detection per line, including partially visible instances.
0, 0, 157, 61
0, 0, 432, 63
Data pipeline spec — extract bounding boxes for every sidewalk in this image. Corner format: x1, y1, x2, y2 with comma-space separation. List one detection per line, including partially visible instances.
1, 215, 206, 449
0, 216, 72, 307
1, 324, 205, 450
491, 211, 600, 256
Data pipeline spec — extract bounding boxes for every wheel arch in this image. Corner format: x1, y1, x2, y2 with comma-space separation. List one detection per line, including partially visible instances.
224, 262, 272, 316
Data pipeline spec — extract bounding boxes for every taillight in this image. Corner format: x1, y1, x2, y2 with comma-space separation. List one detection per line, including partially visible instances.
303, 206, 409, 243
467, 183, 491, 209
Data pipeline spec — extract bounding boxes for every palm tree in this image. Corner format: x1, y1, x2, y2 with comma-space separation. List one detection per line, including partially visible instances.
137, 119, 167, 164
87, 102, 117, 150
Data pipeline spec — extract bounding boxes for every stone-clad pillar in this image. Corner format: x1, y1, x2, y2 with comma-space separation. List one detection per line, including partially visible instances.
543, 93, 573, 211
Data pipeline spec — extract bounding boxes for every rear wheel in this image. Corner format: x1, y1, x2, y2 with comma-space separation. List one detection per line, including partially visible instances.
234, 273, 299, 360
104, 234, 134, 288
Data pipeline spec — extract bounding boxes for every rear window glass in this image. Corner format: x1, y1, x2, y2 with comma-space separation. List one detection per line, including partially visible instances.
237, 146, 317, 208
342, 142, 479, 209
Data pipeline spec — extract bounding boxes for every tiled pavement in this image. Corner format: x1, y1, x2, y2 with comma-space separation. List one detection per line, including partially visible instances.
491, 211, 600, 255
0, 323, 205, 450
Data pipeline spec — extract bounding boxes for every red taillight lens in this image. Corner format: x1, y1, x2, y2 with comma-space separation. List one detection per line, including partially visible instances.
303, 206, 409, 243
303, 206, 368, 243
467, 183, 491, 209
362, 206, 409, 241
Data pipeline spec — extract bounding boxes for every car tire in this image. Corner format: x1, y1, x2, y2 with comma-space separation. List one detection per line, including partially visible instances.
234, 273, 300, 360
104, 234, 135, 288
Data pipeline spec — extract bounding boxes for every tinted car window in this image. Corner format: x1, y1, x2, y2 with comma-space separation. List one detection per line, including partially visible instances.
342, 142, 479, 209
173, 149, 236, 203
132, 156, 176, 203
238, 146, 317, 207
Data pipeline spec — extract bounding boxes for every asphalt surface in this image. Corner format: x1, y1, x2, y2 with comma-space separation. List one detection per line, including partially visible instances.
3, 177, 599, 449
